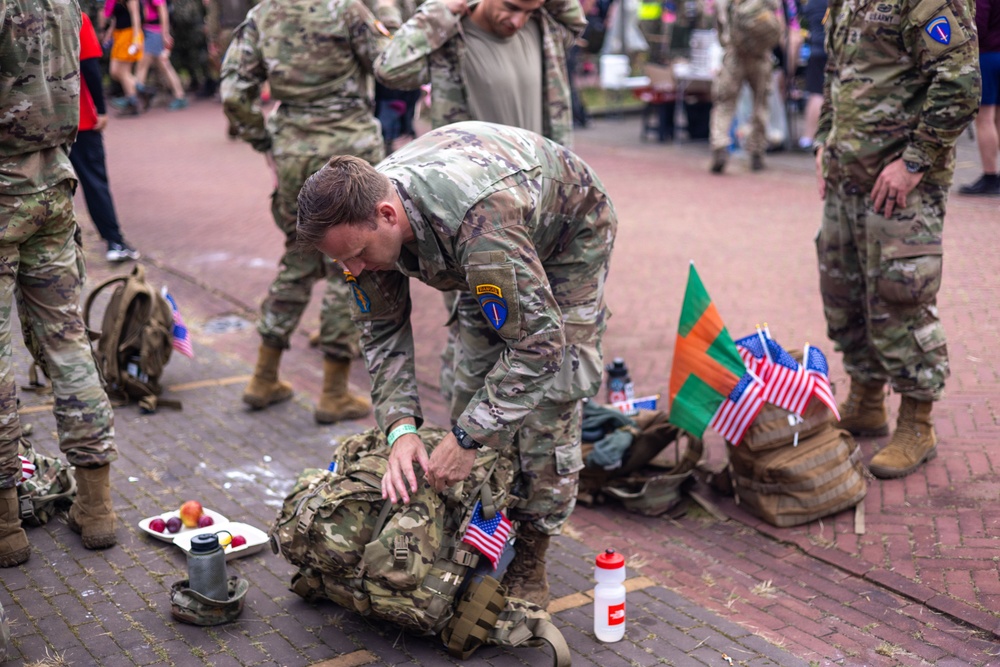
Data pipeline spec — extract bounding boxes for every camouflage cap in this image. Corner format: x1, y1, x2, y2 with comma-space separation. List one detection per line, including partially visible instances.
170, 576, 249, 626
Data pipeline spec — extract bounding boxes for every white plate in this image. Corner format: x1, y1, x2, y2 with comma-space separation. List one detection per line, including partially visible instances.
138, 508, 229, 543
172, 522, 269, 561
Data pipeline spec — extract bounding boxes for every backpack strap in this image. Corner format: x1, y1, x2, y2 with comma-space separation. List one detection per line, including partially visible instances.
444, 575, 506, 659
82, 273, 131, 334
526, 617, 572, 667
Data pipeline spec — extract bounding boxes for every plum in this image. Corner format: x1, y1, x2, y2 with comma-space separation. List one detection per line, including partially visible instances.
149, 518, 166, 533
230, 535, 247, 548
166, 516, 183, 533
197, 515, 214, 528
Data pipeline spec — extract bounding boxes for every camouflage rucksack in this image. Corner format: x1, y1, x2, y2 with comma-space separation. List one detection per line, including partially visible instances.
17, 439, 76, 527
271, 427, 570, 665
83, 264, 178, 411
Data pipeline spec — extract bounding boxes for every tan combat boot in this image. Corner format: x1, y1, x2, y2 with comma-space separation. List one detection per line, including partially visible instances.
502, 524, 551, 608
0, 487, 29, 567
68, 464, 117, 549
315, 358, 371, 424
837, 380, 889, 437
868, 396, 937, 479
243, 344, 293, 409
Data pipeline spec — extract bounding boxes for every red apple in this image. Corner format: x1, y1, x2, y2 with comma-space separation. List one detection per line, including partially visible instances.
149, 518, 166, 533
230, 535, 247, 548
179, 500, 204, 528
197, 515, 214, 528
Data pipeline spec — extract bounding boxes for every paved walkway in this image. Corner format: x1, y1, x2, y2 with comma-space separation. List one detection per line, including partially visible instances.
3, 97, 999, 666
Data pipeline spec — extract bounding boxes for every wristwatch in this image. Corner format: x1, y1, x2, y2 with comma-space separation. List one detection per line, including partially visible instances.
904, 160, 927, 174
451, 425, 482, 451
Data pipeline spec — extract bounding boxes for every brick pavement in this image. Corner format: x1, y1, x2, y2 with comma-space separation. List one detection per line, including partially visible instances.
1, 99, 998, 665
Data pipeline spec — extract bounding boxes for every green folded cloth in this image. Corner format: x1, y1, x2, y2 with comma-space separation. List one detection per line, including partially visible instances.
582, 401, 637, 469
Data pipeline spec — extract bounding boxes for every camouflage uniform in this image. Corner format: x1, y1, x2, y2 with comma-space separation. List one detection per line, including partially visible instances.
709, 0, 781, 156
815, 0, 980, 399
373, 0, 586, 148
0, 0, 117, 489
347, 121, 617, 534
221, 0, 389, 358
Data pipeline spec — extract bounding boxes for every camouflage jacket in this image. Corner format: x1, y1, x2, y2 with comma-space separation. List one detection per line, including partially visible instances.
373, 0, 586, 147
220, 0, 390, 158
0, 0, 80, 194
349, 122, 616, 450
815, 0, 981, 187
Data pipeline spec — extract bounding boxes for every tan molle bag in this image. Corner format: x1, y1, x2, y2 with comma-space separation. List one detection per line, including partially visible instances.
728, 423, 869, 527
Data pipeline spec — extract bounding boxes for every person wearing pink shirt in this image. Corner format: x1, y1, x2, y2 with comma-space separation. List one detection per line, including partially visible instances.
134, 0, 189, 110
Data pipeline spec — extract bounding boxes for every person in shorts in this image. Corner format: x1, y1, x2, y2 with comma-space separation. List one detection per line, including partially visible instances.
958, 0, 1000, 195
134, 0, 189, 110
103, 0, 145, 115
798, 0, 827, 150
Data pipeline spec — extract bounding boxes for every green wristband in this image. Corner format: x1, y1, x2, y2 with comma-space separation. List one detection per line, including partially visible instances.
387, 424, 418, 447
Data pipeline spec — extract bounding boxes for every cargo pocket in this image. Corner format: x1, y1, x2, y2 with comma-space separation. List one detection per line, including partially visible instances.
877, 244, 942, 305
554, 442, 585, 476
362, 484, 444, 591
547, 320, 604, 404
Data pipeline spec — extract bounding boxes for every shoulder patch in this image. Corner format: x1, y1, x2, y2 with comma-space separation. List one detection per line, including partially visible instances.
345, 272, 371, 313
925, 15, 951, 44
475, 284, 507, 330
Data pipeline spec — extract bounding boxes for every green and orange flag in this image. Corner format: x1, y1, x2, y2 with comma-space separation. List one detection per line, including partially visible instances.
668, 263, 747, 437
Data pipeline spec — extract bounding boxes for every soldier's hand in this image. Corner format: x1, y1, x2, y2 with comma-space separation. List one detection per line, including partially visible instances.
872, 159, 922, 219
382, 433, 431, 504
814, 146, 825, 200
426, 434, 477, 493
445, 0, 469, 16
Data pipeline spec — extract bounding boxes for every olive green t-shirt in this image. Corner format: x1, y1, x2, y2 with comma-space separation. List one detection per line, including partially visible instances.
460, 16, 543, 136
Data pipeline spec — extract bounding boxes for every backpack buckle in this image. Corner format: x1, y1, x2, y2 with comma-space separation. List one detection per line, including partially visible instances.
18, 495, 35, 522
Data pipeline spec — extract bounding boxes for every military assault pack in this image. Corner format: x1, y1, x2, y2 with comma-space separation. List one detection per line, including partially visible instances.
83, 264, 178, 411
270, 427, 570, 665
729, 0, 783, 56
578, 404, 703, 517
725, 397, 870, 528
16, 438, 76, 527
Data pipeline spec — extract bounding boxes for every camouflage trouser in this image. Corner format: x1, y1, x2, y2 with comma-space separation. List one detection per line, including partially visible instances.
816, 179, 949, 400
448, 208, 613, 534
0, 183, 117, 489
0, 599, 7, 663
709, 49, 772, 155
438, 291, 458, 405
257, 155, 366, 359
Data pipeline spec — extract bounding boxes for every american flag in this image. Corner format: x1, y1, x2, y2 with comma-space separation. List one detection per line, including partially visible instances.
462, 501, 512, 570
761, 338, 813, 416
163, 291, 194, 358
18, 455, 35, 485
734, 333, 769, 379
611, 394, 660, 416
709, 372, 766, 445
804, 345, 840, 420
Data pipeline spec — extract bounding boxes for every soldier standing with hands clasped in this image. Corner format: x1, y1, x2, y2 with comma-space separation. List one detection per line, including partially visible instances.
295, 122, 617, 607
813, 0, 980, 478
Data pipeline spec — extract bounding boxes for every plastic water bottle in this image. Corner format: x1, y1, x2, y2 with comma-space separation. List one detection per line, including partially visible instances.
605, 358, 634, 405
594, 549, 626, 642
187, 533, 229, 601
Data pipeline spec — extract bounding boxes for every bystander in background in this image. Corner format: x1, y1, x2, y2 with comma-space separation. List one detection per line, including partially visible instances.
73, 13, 142, 262
958, 0, 1000, 196
796, 0, 827, 151
103, 0, 145, 116
134, 0, 190, 110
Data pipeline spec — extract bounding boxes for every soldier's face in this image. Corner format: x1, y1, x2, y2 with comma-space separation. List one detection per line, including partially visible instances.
317, 209, 404, 275
478, 0, 544, 37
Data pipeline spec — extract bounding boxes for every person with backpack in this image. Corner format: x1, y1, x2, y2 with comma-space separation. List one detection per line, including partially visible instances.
708, 0, 784, 173
1, 0, 120, 567
296, 121, 618, 608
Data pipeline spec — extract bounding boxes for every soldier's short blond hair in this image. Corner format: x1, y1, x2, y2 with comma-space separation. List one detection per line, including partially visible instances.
297, 155, 392, 249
